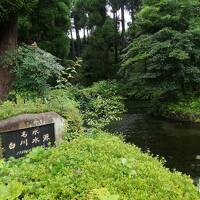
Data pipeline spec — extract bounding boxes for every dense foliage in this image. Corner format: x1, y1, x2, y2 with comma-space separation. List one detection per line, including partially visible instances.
0, 89, 82, 134
158, 97, 200, 122
18, 0, 71, 60
120, 0, 200, 100
1, 0, 200, 199
14, 45, 63, 96
83, 17, 117, 83
0, 81, 124, 132
0, 0, 141, 87
0, 0, 38, 22
75, 81, 125, 128
0, 131, 199, 200
70, 0, 141, 84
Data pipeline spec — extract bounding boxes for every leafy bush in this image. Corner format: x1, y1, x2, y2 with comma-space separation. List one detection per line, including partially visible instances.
158, 97, 200, 122
0, 131, 199, 199
0, 80, 124, 132
14, 45, 63, 96
47, 89, 83, 134
81, 80, 123, 97
73, 81, 125, 128
0, 89, 83, 134
56, 58, 83, 88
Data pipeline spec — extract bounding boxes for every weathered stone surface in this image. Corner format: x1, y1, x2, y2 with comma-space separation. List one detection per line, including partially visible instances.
0, 112, 66, 142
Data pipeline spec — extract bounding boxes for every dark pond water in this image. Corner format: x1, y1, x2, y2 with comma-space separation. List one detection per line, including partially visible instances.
108, 101, 200, 184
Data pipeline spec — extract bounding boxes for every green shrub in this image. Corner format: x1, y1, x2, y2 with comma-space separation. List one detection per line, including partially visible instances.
0, 131, 199, 199
47, 89, 83, 135
0, 81, 124, 131
158, 97, 200, 122
163, 98, 200, 115
74, 81, 125, 128
14, 45, 63, 96
81, 80, 123, 97
56, 58, 84, 88
0, 89, 83, 134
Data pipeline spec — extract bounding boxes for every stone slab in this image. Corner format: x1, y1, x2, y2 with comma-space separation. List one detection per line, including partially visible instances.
0, 112, 66, 158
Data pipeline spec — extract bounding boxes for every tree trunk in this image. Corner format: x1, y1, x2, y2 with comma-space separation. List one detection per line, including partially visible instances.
87, 28, 89, 38
0, 15, 17, 100
130, 0, 140, 24
83, 28, 86, 44
113, 11, 118, 63
121, 3, 126, 48
70, 28, 76, 59
74, 16, 81, 57
130, 1, 134, 24
76, 29, 81, 57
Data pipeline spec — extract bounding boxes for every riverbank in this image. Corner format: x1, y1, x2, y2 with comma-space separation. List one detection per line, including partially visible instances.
157, 98, 200, 123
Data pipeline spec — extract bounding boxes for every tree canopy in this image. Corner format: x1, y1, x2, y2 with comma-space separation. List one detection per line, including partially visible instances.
0, 0, 38, 22
18, 0, 71, 60
120, 0, 200, 100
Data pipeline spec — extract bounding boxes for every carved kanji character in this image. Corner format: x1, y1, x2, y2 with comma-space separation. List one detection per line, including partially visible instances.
32, 137, 40, 144
9, 142, 16, 150
32, 129, 39, 136
20, 139, 28, 146
21, 131, 27, 138
43, 134, 50, 142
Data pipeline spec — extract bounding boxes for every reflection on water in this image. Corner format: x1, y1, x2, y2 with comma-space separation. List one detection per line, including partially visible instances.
108, 102, 200, 184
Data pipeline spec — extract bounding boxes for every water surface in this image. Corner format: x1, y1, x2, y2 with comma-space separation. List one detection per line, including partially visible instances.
109, 101, 200, 184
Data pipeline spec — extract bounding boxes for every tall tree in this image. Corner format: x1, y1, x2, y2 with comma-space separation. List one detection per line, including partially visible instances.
126, 0, 140, 24
81, 0, 120, 84
70, 27, 76, 58
108, 0, 121, 62
83, 17, 117, 83
119, 0, 128, 48
71, 0, 88, 57
0, 1, 37, 54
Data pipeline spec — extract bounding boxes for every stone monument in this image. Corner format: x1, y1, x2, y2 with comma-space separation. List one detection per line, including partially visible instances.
0, 112, 65, 158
